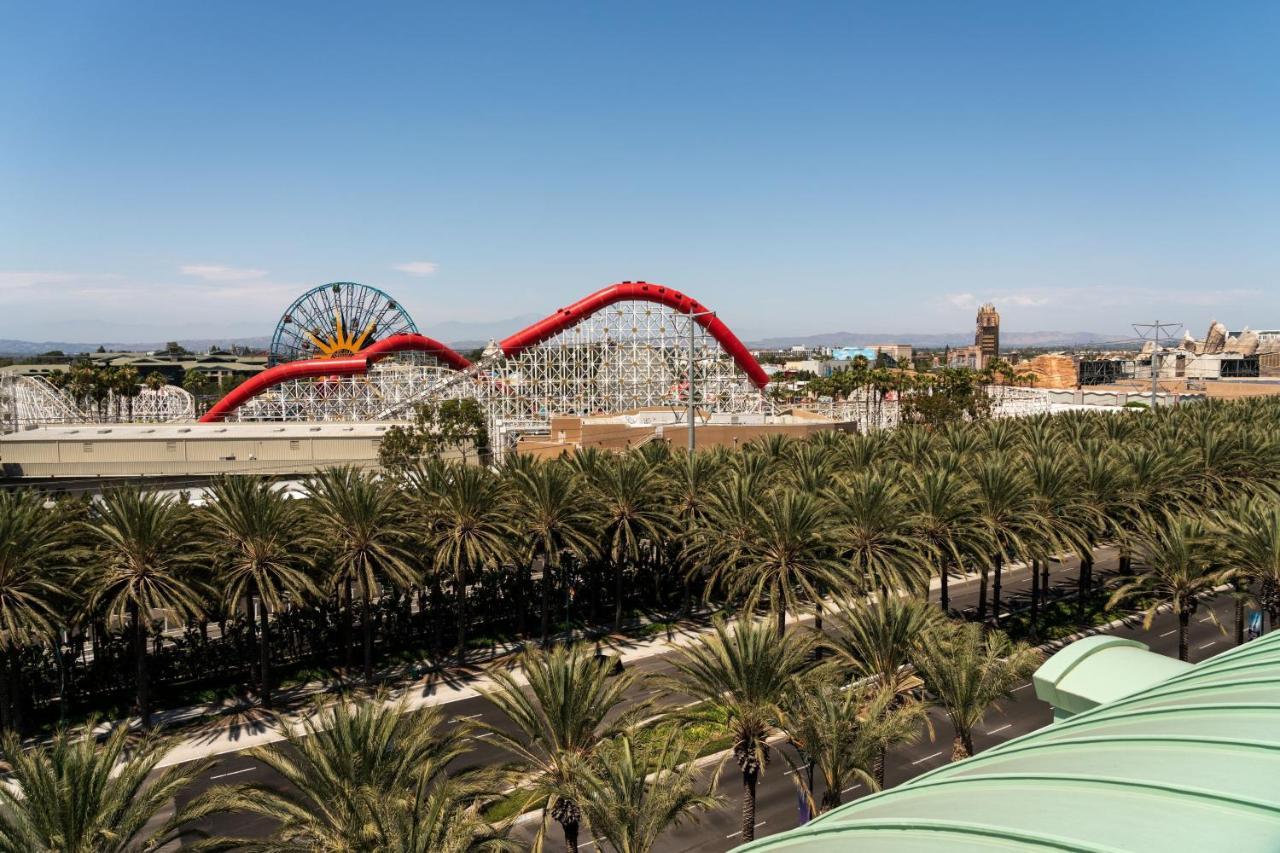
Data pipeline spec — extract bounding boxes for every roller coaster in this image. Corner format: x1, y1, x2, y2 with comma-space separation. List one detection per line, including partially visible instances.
1, 280, 1056, 449
201, 280, 772, 453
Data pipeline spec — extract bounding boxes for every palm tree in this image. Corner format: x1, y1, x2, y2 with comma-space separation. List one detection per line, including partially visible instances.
824, 595, 939, 785
970, 457, 1040, 625
731, 489, 844, 637
1024, 453, 1093, 632
1109, 512, 1227, 661
143, 370, 167, 392
588, 455, 673, 633
482, 643, 645, 853
0, 721, 211, 852
826, 471, 929, 599
508, 461, 598, 647
1076, 448, 1130, 614
825, 594, 937, 688
80, 489, 205, 726
424, 464, 513, 666
304, 467, 417, 682
780, 673, 926, 814
582, 727, 719, 853
202, 476, 317, 707
1117, 444, 1191, 573
905, 463, 986, 613
911, 620, 1042, 760
664, 618, 812, 844
695, 468, 768, 601
0, 491, 71, 732
1222, 498, 1280, 633
665, 448, 725, 616
189, 695, 511, 851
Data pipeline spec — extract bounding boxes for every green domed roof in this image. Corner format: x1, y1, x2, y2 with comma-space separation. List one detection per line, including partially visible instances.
735, 630, 1280, 852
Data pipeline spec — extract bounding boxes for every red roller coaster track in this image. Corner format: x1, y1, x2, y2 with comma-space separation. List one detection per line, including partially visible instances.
200, 282, 767, 423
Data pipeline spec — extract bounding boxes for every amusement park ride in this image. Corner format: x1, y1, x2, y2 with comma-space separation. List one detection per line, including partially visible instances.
1, 281, 773, 455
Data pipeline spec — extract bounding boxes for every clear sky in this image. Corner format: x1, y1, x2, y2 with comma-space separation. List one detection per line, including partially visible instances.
2, 1, 1278, 343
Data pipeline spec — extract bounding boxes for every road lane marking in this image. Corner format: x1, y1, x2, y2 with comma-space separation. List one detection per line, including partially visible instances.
1198, 641, 1218, 649
911, 750, 944, 765
1199, 616, 1214, 623
452, 713, 483, 722
209, 767, 255, 780
472, 731, 496, 740
1160, 630, 1176, 637
842, 783, 863, 794
986, 724, 1013, 735
1013, 683, 1032, 692
726, 821, 767, 840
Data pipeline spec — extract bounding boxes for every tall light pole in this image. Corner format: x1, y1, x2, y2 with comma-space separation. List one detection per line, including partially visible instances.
1132, 320, 1181, 409
687, 307, 716, 452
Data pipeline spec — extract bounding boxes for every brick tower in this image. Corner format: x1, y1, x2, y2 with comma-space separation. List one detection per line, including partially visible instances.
975, 303, 1000, 368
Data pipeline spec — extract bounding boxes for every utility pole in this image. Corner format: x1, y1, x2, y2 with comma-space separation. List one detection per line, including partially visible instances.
1132, 320, 1181, 409
686, 308, 715, 452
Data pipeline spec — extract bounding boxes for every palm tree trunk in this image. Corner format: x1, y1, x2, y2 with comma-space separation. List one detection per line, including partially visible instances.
342, 579, 354, 671
0, 655, 11, 734
741, 768, 760, 842
939, 560, 950, 613
259, 601, 273, 707
1178, 609, 1190, 662
456, 568, 469, 668
977, 564, 989, 620
951, 731, 972, 761
1029, 558, 1040, 637
362, 585, 374, 683
991, 555, 1004, 626
540, 554, 553, 648
821, 784, 841, 812
133, 601, 150, 727
874, 745, 886, 787
776, 607, 787, 639
613, 560, 623, 633
942, 558, 952, 612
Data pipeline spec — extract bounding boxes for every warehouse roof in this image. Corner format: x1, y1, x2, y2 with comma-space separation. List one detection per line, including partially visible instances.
735, 629, 1280, 852
0, 422, 401, 442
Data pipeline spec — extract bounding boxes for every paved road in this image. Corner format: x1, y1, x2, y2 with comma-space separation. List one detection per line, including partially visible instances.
647, 594, 1237, 853
170, 550, 1236, 850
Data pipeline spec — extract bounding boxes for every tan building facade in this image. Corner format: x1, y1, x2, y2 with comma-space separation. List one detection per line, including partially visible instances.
515, 408, 853, 459
0, 422, 393, 478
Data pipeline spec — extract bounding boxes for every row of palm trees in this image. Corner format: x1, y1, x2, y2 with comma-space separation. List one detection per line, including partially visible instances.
3, 397, 1280, 733
0, 601, 1037, 852
2, 397, 1279, 849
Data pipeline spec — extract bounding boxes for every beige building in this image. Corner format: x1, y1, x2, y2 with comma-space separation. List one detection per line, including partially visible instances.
0, 422, 395, 478
515, 408, 853, 459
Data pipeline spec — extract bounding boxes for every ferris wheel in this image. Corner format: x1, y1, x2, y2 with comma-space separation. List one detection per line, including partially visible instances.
269, 282, 419, 364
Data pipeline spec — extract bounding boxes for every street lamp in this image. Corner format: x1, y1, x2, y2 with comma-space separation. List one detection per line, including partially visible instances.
686, 307, 716, 452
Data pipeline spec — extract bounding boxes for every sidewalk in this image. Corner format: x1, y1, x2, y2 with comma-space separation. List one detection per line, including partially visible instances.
139, 556, 1055, 769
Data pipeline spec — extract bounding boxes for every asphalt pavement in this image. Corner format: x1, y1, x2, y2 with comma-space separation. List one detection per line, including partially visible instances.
169, 549, 1240, 851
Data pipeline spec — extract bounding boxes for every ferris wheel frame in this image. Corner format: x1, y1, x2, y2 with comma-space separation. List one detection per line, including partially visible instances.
269, 281, 420, 365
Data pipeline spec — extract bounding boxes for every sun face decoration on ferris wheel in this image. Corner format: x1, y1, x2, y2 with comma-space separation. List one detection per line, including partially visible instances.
269, 282, 419, 365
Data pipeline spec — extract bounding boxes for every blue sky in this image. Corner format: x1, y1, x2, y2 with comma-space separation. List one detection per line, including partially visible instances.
2, 1, 1278, 343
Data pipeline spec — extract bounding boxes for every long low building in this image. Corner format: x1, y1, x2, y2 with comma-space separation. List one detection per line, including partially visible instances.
0, 422, 396, 478
515, 408, 852, 458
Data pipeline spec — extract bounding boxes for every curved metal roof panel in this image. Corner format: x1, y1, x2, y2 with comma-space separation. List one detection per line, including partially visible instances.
736, 630, 1280, 852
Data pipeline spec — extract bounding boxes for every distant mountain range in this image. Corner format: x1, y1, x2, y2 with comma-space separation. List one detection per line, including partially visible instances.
0, 326, 1129, 357
745, 330, 1131, 349
0, 337, 274, 356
